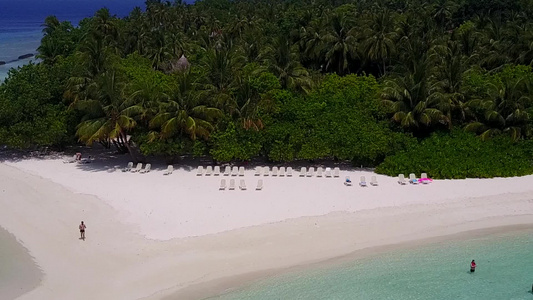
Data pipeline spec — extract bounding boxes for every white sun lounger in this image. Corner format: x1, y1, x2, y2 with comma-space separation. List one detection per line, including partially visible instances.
213, 166, 221, 176
122, 161, 133, 171
239, 167, 245, 176
224, 166, 231, 176
205, 166, 213, 176
263, 166, 270, 176
359, 176, 367, 187
229, 179, 236, 190
398, 174, 407, 185
239, 179, 247, 190
333, 167, 340, 177
140, 163, 151, 173
279, 167, 285, 176
370, 175, 378, 186
316, 167, 323, 177
196, 166, 204, 176
256, 179, 263, 190
272, 167, 278, 176
231, 166, 239, 176
219, 179, 226, 190
255, 167, 262, 176
307, 167, 314, 177
325, 167, 332, 177
286, 167, 293, 177
163, 165, 173, 175
63, 155, 77, 164
132, 163, 143, 173
344, 176, 352, 186
300, 167, 306, 177
409, 173, 418, 184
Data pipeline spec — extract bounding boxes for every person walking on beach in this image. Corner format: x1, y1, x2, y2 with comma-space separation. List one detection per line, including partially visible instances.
470, 260, 476, 272
79, 221, 86, 240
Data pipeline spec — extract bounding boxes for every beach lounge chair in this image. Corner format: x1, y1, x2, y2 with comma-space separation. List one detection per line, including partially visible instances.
123, 161, 134, 172
419, 172, 432, 184
140, 163, 151, 173
63, 155, 77, 164
255, 167, 262, 176
359, 176, 367, 187
205, 166, 213, 176
213, 166, 221, 176
196, 166, 204, 176
409, 173, 418, 184
272, 167, 279, 176
263, 166, 270, 176
132, 163, 143, 173
333, 167, 340, 177
231, 166, 239, 176
398, 174, 407, 185
316, 167, 323, 177
300, 167, 306, 177
224, 166, 231, 176
307, 167, 315, 177
239, 179, 247, 190
219, 179, 227, 190
163, 165, 173, 175
286, 167, 293, 177
229, 179, 236, 190
325, 167, 332, 178
344, 176, 352, 186
279, 167, 285, 177
239, 166, 245, 176
256, 179, 263, 190
370, 175, 378, 186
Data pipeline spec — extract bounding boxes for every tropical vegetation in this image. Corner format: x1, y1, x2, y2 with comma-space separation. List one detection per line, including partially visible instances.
1, 0, 533, 178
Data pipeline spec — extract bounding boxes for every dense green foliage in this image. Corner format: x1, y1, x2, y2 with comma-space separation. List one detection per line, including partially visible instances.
1, 0, 533, 178
376, 131, 533, 178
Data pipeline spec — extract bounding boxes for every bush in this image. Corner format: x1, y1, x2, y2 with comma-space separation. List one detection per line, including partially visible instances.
376, 130, 533, 179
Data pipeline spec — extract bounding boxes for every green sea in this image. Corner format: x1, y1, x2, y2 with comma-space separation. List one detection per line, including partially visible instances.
212, 228, 533, 300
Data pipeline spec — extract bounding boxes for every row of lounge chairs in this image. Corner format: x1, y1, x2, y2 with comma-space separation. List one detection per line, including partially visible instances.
255, 166, 341, 177
123, 162, 151, 173
344, 176, 378, 187
398, 173, 432, 185
197, 166, 244, 176
219, 179, 263, 190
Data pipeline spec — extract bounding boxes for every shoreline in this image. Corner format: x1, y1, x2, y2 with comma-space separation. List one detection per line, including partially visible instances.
1, 158, 532, 300
0, 226, 42, 300
156, 220, 533, 300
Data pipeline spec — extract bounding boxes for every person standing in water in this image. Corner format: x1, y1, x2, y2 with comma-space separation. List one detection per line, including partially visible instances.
470, 260, 476, 272
79, 221, 86, 240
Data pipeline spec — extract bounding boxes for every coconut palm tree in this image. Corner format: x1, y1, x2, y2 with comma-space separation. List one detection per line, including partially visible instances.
262, 36, 312, 92
75, 71, 139, 157
321, 12, 358, 75
361, 9, 398, 76
149, 71, 223, 141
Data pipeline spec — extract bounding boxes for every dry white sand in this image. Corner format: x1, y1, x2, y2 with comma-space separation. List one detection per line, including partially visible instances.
1, 155, 533, 300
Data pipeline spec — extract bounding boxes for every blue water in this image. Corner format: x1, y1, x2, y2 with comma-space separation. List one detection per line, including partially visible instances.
213, 228, 533, 300
0, 0, 146, 80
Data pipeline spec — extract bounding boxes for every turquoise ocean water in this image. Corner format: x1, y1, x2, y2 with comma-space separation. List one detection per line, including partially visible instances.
212, 228, 533, 300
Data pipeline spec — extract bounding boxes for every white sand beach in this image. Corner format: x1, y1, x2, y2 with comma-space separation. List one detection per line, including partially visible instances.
1, 154, 533, 300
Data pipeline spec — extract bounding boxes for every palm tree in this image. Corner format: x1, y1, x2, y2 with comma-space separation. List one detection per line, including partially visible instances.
75, 71, 139, 158
464, 75, 531, 141
149, 71, 223, 140
381, 56, 449, 134
321, 12, 358, 75
361, 9, 398, 76
262, 36, 312, 92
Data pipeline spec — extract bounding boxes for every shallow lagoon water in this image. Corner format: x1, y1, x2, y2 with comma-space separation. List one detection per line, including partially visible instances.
213, 228, 533, 300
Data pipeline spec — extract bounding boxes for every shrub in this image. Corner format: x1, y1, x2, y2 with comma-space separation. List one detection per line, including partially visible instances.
376, 130, 533, 179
